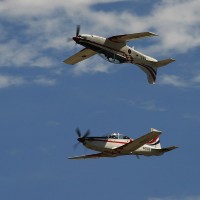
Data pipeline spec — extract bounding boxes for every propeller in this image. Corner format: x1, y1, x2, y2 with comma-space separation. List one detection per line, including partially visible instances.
76, 25, 80, 37
74, 128, 90, 149
67, 25, 81, 43
76, 128, 81, 138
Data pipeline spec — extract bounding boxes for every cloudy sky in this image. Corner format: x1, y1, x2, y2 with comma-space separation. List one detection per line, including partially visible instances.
1, 0, 200, 200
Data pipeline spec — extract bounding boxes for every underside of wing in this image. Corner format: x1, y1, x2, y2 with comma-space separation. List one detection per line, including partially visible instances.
115, 129, 162, 153
64, 48, 97, 65
68, 152, 112, 160
108, 32, 158, 43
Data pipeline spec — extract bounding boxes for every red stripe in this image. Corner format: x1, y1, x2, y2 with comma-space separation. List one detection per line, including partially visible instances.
80, 38, 126, 55
147, 136, 159, 144
87, 138, 129, 144
135, 63, 156, 82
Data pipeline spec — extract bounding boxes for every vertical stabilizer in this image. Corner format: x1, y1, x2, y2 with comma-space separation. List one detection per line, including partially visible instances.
136, 58, 175, 84
147, 128, 162, 149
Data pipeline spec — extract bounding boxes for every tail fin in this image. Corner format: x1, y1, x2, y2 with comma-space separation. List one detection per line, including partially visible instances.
146, 128, 161, 149
137, 58, 175, 84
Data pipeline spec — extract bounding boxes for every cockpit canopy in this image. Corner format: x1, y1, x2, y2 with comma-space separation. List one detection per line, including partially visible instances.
107, 132, 130, 139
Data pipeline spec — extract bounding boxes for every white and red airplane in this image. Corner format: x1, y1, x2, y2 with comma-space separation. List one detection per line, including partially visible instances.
64, 26, 175, 84
68, 128, 178, 159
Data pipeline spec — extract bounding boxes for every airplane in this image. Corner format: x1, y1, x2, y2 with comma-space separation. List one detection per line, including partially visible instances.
68, 128, 178, 159
64, 25, 175, 84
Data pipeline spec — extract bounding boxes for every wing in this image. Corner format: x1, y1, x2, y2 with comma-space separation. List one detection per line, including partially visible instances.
64, 48, 97, 65
108, 32, 158, 43
68, 152, 112, 160
115, 129, 162, 153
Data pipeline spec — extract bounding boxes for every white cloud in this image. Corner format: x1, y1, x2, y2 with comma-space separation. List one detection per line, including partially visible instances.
1, 0, 200, 75
0, 75, 25, 88
142, 0, 200, 55
159, 71, 200, 88
159, 75, 187, 87
0, 74, 57, 88
0, 39, 55, 68
72, 56, 113, 75
140, 100, 166, 112
33, 76, 56, 86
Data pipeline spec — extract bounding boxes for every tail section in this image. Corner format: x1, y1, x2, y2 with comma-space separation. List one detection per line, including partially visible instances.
146, 128, 161, 149
137, 58, 175, 84
156, 146, 178, 155
145, 128, 178, 155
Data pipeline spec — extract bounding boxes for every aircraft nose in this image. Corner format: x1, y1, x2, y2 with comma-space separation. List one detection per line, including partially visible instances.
73, 36, 79, 42
77, 137, 85, 143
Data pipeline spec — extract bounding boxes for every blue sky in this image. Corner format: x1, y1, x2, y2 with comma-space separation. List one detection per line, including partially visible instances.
1, 0, 200, 200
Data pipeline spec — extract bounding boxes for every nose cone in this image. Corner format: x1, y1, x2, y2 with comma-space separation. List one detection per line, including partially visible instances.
77, 137, 85, 143
73, 36, 80, 42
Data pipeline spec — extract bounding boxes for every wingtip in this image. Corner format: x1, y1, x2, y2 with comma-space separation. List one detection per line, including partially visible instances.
149, 31, 159, 36
63, 60, 67, 64
151, 128, 162, 133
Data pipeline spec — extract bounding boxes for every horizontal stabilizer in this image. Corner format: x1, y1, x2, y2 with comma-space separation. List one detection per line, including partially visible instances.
154, 58, 175, 68
158, 146, 178, 153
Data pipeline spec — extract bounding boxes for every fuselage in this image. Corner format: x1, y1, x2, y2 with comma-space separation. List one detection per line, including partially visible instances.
82, 133, 163, 156
74, 34, 157, 66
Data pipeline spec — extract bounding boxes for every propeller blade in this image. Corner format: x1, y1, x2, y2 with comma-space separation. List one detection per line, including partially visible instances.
76, 25, 80, 37
73, 142, 80, 150
73, 128, 90, 150
83, 129, 90, 138
76, 128, 81, 138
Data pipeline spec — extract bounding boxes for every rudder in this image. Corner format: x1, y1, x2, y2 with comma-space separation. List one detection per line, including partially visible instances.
146, 128, 162, 149
137, 58, 175, 84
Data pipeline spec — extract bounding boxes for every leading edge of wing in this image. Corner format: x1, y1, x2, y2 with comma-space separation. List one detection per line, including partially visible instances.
108, 32, 158, 43
68, 152, 111, 160
63, 48, 97, 65
115, 129, 162, 153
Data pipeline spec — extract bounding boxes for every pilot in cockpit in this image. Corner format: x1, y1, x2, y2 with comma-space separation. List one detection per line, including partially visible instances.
123, 136, 130, 139
109, 133, 118, 139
